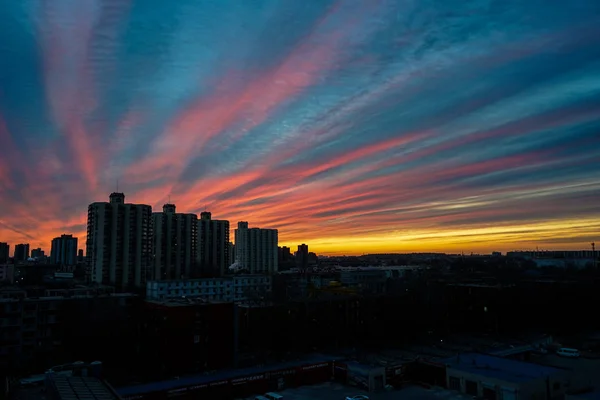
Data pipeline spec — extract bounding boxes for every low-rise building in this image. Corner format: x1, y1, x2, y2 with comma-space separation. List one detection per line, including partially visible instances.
43, 361, 122, 400
146, 275, 272, 303
0, 287, 138, 373
0, 264, 14, 283
443, 353, 568, 400
139, 299, 235, 378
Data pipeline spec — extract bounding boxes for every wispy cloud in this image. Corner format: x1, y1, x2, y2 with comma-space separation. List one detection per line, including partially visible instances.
0, 0, 599, 254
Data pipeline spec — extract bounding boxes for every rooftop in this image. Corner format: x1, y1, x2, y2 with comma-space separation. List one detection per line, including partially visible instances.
50, 376, 121, 400
0, 292, 137, 303
442, 353, 564, 384
117, 354, 334, 397
145, 298, 229, 307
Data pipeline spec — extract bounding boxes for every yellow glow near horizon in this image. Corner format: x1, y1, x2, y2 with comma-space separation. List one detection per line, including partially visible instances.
280, 217, 600, 255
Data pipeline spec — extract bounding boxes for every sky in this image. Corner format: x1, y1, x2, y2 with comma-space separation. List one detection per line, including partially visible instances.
0, 0, 600, 256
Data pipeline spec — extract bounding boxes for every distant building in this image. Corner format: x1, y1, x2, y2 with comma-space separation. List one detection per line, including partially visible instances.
278, 246, 291, 262
507, 250, 597, 269
31, 248, 45, 259
146, 275, 272, 303
234, 221, 278, 274
0, 242, 9, 264
152, 203, 198, 280
77, 249, 84, 262
14, 243, 30, 262
278, 246, 293, 270
197, 212, 230, 276
296, 244, 309, 270
51, 235, 78, 266
85, 192, 153, 288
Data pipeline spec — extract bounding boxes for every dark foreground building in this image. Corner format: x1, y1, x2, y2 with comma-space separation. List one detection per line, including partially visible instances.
136, 299, 235, 380
117, 355, 333, 400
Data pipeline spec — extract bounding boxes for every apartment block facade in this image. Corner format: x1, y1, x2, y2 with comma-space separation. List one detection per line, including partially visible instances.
197, 211, 230, 276
152, 203, 198, 280
235, 222, 278, 274
146, 275, 272, 303
50, 234, 78, 266
85, 192, 153, 288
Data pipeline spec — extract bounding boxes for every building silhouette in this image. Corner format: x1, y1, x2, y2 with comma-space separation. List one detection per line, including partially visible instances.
234, 221, 278, 274
0, 242, 9, 264
197, 212, 230, 276
31, 248, 45, 259
296, 244, 309, 270
51, 234, 78, 266
14, 243, 30, 262
85, 192, 153, 288
152, 203, 198, 280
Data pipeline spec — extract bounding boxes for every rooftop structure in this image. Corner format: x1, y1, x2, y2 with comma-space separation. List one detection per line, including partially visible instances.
442, 353, 563, 384
48, 375, 122, 400
117, 354, 334, 397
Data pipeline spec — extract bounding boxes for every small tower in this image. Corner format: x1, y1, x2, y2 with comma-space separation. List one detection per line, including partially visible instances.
109, 192, 125, 204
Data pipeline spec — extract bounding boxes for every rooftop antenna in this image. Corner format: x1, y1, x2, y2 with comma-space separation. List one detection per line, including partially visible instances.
592, 242, 597, 269
116, 179, 119, 193
168, 194, 171, 204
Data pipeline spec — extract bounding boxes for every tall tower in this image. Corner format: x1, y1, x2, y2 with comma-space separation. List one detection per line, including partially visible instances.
14, 243, 30, 262
296, 244, 309, 270
0, 242, 9, 264
50, 234, 78, 266
234, 221, 278, 274
197, 211, 230, 277
86, 193, 153, 288
152, 203, 198, 280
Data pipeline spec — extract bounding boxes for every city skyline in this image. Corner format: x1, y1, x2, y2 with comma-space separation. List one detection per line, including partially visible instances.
1, 1, 599, 255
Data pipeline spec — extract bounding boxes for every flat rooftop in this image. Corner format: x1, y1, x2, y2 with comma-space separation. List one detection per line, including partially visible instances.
51, 376, 121, 400
256, 382, 474, 400
442, 353, 564, 384
117, 354, 333, 397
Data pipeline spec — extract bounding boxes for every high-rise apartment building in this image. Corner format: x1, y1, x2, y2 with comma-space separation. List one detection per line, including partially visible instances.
50, 234, 78, 266
14, 243, 30, 262
0, 243, 9, 264
229, 242, 235, 266
31, 248, 45, 259
234, 221, 278, 274
278, 246, 293, 270
152, 203, 197, 280
296, 244, 309, 270
85, 192, 153, 288
197, 212, 230, 276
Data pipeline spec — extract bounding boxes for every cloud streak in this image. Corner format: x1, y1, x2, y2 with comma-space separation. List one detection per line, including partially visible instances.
0, 0, 599, 255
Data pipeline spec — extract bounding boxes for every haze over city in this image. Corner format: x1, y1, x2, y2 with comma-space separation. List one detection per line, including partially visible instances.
1, 0, 599, 255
